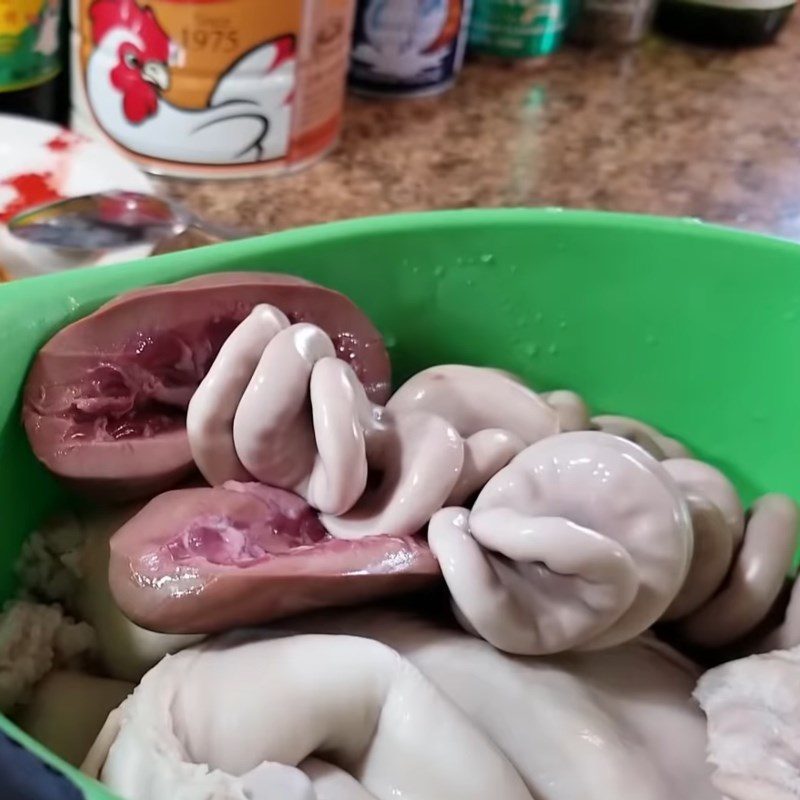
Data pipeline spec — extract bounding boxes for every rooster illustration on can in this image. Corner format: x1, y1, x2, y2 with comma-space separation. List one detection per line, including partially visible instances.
83, 0, 294, 166
73, 0, 356, 178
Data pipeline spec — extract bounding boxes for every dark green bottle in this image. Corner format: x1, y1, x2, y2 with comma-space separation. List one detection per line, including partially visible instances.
656, 0, 794, 46
0, 0, 68, 124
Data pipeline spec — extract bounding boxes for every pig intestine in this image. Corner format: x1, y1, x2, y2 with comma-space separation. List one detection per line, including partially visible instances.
187, 306, 798, 655
83, 611, 718, 800
84, 629, 535, 800
186, 305, 560, 540
430, 432, 798, 655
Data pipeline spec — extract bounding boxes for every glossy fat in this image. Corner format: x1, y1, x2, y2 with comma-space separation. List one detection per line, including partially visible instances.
86, 633, 533, 800
306, 610, 720, 800
86, 611, 718, 800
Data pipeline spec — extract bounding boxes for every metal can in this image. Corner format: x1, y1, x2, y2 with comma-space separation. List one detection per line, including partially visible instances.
349, 0, 473, 98
70, 0, 357, 179
468, 0, 567, 62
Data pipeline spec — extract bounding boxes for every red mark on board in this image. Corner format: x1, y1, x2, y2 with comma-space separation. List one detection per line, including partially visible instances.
46, 131, 85, 152
0, 173, 65, 223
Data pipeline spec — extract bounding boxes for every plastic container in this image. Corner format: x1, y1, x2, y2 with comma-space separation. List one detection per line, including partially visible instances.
70, 0, 357, 179
2, 208, 800, 796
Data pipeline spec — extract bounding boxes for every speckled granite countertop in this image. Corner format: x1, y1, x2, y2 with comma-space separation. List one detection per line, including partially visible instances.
164, 17, 800, 240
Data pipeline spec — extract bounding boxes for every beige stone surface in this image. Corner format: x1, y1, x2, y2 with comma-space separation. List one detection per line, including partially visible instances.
162, 23, 800, 239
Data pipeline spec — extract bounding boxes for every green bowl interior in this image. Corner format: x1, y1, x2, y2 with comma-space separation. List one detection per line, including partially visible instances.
2, 208, 800, 796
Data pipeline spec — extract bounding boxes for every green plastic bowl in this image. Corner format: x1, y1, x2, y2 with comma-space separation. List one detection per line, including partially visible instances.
2, 208, 800, 797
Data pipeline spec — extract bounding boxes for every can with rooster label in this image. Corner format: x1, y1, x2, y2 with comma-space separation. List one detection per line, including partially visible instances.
349, 0, 473, 98
70, 0, 357, 178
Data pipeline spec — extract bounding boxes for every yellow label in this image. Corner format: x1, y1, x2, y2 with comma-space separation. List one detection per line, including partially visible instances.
166, 0, 300, 107
0, 0, 47, 36
0, 0, 62, 91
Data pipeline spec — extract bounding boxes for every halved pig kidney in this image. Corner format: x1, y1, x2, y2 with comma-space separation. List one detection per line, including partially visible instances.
23, 273, 391, 500
108, 482, 439, 633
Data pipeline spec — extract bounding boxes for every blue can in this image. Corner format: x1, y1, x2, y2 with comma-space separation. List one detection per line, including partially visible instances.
349, 0, 473, 98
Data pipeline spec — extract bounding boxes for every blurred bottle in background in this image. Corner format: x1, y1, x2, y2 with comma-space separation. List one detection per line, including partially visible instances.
0, 0, 67, 123
655, 0, 794, 45
349, 0, 473, 97
570, 0, 657, 44
468, 0, 568, 66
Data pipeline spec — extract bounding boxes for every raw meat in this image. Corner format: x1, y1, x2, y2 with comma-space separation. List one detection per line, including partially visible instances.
84, 610, 718, 800
311, 610, 720, 800
84, 631, 533, 800
23, 272, 390, 500
109, 482, 439, 633
17, 504, 203, 681
695, 645, 800, 800
429, 431, 693, 654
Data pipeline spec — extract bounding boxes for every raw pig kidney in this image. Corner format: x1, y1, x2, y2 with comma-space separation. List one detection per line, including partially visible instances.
22, 273, 391, 500
108, 482, 439, 633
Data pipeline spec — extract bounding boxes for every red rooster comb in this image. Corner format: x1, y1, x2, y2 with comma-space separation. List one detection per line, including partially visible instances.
271, 34, 296, 70
90, 0, 170, 60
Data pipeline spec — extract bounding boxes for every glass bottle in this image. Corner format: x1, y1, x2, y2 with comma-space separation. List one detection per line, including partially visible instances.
0, 0, 67, 123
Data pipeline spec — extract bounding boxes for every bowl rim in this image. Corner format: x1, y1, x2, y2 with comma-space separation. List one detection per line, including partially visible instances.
2, 206, 799, 798
2, 208, 799, 303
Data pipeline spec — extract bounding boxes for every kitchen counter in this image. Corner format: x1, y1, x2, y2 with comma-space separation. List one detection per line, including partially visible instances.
165, 17, 800, 240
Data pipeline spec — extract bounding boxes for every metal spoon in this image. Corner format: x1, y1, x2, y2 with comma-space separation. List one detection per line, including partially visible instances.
7, 191, 248, 253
